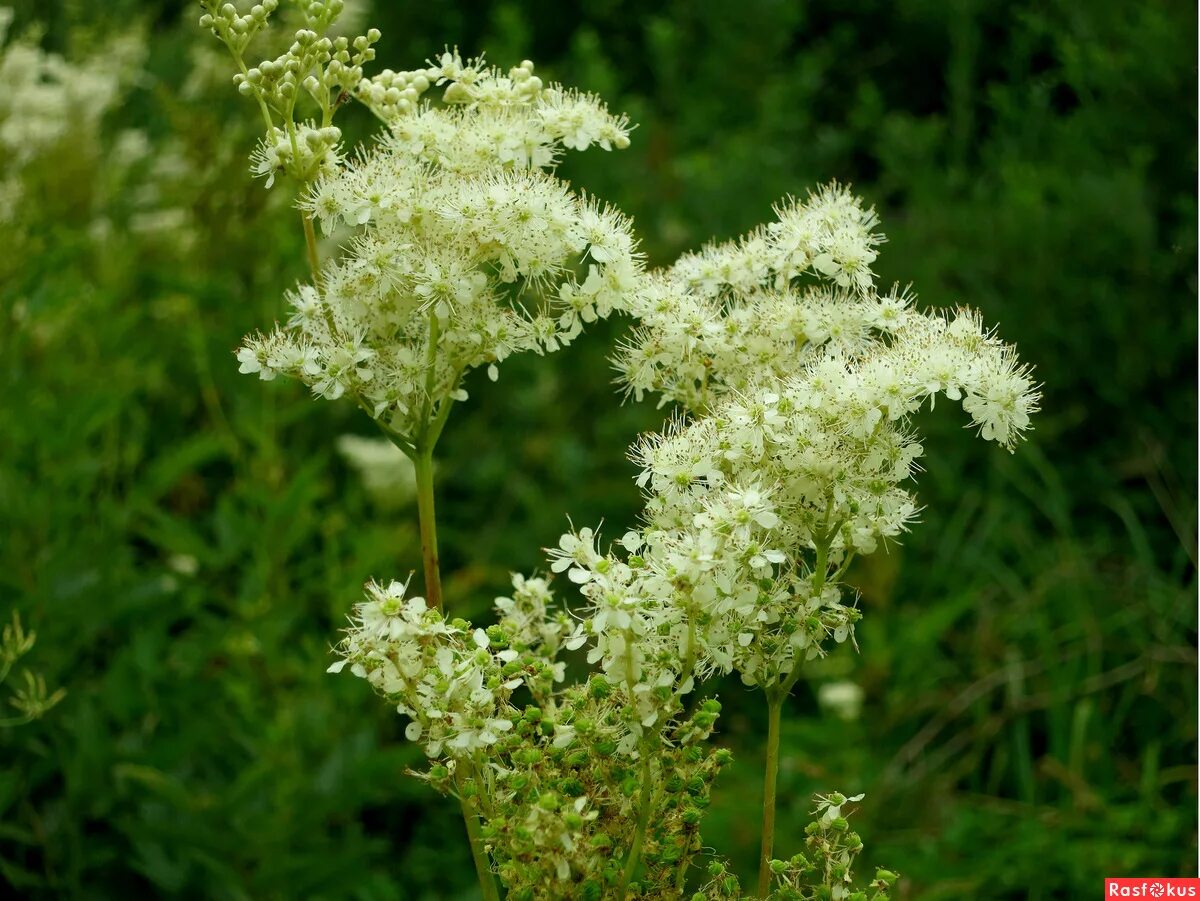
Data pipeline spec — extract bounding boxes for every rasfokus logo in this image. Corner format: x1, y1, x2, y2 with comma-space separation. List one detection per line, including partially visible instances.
1106, 879, 1200, 897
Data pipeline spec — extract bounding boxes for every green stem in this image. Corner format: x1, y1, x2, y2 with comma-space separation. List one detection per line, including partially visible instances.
618, 753, 655, 899
812, 527, 831, 596
412, 445, 443, 610
457, 769, 501, 901
757, 692, 785, 897
302, 212, 323, 288
300, 211, 344, 346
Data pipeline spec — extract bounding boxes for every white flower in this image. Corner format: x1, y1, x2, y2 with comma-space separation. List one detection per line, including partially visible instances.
246, 57, 643, 439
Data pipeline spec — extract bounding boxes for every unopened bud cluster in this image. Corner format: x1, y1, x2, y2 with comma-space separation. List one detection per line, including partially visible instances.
200, 0, 380, 185
695, 793, 896, 899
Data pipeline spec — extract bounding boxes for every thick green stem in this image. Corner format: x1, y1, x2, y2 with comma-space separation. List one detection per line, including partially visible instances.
412, 446, 443, 610
618, 753, 655, 899
457, 770, 501, 901
757, 692, 785, 897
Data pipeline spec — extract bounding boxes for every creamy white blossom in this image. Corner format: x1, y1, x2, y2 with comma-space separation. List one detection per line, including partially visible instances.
236, 49, 642, 441
565, 188, 1039, 691
329, 580, 523, 758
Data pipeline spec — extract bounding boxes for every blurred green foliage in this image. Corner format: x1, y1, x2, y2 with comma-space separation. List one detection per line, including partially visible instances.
1, 0, 1195, 898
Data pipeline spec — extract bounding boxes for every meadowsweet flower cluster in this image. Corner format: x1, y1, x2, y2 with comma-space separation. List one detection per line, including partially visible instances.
332, 576, 729, 896
206, 6, 1037, 896
235, 43, 641, 439
321, 179, 1035, 893
559, 186, 1041, 689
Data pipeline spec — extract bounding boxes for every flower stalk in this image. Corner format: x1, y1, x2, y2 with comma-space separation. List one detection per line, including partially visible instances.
412, 442, 443, 610
618, 752, 656, 899
457, 769, 501, 901
757, 691, 785, 897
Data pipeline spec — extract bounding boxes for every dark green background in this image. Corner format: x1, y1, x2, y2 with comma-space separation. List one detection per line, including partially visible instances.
1, 1, 1196, 897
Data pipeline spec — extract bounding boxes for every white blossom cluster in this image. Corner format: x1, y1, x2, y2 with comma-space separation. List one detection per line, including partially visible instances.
615, 184, 890, 411
328, 581, 519, 757
561, 188, 1039, 691
330, 575, 585, 759
236, 47, 641, 440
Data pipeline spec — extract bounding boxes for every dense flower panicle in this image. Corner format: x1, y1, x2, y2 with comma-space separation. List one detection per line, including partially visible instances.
193, 6, 974, 892
615, 185, 897, 412
567, 307, 1038, 687
572, 190, 1038, 689
236, 48, 641, 439
331, 575, 730, 892
330, 580, 528, 758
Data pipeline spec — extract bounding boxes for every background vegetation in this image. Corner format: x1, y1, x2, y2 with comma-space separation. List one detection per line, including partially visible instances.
2, 0, 1195, 897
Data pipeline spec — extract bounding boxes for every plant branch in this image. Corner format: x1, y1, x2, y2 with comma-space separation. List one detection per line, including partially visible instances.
618, 751, 655, 899
301, 211, 324, 289
412, 444, 443, 610
456, 767, 501, 901
757, 690, 784, 897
